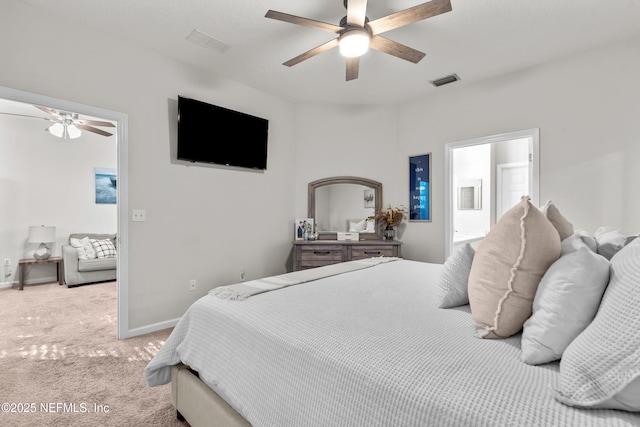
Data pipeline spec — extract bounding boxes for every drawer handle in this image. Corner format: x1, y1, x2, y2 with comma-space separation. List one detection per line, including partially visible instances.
313, 251, 331, 255
364, 251, 382, 255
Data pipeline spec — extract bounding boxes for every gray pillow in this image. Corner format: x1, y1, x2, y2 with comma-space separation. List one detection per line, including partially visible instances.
594, 226, 627, 260
555, 238, 640, 411
521, 246, 610, 365
437, 243, 475, 308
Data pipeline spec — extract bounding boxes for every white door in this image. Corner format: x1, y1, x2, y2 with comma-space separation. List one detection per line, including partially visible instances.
497, 162, 529, 220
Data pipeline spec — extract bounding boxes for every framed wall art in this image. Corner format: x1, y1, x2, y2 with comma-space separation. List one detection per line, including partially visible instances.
409, 153, 431, 222
95, 167, 117, 204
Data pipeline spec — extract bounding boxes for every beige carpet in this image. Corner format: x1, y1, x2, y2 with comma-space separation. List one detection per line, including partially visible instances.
0, 281, 184, 426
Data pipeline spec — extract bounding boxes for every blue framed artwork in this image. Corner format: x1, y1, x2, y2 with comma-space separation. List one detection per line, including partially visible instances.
409, 153, 431, 221
95, 167, 117, 204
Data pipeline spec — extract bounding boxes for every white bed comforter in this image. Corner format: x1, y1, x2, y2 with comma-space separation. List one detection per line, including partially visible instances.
145, 260, 640, 427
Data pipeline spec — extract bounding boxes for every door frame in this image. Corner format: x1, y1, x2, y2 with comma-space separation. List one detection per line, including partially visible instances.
445, 128, 539, 258
0, 85, 130, 339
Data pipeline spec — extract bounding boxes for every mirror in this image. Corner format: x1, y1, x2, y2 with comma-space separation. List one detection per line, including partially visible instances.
457, 179, 482, 210
308, 176, 383, 240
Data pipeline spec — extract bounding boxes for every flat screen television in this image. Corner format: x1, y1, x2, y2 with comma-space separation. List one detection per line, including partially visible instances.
177, 96, 269, 170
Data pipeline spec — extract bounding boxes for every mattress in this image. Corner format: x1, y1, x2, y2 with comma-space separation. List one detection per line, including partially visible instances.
145, 259, 640, 426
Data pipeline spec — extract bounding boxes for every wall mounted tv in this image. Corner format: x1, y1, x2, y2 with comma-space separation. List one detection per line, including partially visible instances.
177, 96, 269, 170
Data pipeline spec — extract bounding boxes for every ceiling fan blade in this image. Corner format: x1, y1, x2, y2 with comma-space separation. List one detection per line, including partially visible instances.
79, 119, 115, 128
367, 0, 452, 36
34, 105, 62, 119
369, 36, 426, 63
283, 38, 339, 67
77, 124, 113, 137
346, 57, 360, 81
346, 0, 368, 26
265, 10, 343, 34
0, 111, 54, 121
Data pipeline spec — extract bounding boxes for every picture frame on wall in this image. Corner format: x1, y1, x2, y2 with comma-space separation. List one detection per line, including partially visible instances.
364, 188, 375, 208
295, 218, 314, 240
95, 167, 117, 204
409, 153, 431, 222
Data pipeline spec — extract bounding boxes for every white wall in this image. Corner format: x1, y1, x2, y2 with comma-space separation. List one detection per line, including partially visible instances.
0, 1, 297, 331
0, 109, 117, 286
398, 35, 640, 263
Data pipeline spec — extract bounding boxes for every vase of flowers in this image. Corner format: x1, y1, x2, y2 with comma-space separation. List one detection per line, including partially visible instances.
374, 205, 407, 240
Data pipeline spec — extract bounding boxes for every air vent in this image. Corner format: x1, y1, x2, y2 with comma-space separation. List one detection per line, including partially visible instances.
431, 74, 460, 87
186, 29, 230, 54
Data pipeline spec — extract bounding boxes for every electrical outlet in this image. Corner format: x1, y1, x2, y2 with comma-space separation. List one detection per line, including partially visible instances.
189, 279, 197, 291
132, 209, 146, 222
240, 269, 246, 281
4, 258, 10, 266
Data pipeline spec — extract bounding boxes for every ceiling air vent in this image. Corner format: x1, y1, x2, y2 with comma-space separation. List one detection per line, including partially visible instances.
186, 29, 230, 54
431, 74, 460, 87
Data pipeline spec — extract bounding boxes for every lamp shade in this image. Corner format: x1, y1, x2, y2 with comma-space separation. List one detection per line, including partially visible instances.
28, 226, 56, 243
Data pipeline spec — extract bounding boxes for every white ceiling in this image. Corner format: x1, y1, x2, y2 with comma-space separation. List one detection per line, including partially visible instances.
13, 0, 640, 105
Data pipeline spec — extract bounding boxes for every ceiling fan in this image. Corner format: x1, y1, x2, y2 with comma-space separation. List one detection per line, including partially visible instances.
0, 105, 115, 139
265, 0, 452, 81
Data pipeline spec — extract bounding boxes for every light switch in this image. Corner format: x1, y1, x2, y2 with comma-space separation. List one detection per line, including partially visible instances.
132, 209, 146, 222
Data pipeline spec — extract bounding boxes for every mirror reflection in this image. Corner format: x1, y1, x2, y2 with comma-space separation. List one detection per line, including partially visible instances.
315, 184, 376, 233
309, 177, 383, 240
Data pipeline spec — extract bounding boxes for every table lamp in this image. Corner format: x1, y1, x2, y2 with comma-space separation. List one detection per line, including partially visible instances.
28, 225, 56, 260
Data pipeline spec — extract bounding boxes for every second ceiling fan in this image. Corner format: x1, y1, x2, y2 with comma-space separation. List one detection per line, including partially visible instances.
265, 0, 452, 81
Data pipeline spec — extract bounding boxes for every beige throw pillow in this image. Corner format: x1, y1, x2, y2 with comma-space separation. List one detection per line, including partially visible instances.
541, 200, 574, 240
468, 196, 561, 339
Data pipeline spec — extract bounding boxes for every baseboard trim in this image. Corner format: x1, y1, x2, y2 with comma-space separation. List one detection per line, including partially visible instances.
0, 280, 18, 289
125, 317, 181, 339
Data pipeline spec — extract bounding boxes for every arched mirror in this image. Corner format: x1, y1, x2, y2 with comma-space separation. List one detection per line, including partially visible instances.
308, 176, 383, 240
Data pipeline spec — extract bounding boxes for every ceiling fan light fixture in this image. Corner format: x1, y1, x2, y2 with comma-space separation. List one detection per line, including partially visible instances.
67, 124, 81, 139
48, 122, 64, 138
339, 29, 370, 58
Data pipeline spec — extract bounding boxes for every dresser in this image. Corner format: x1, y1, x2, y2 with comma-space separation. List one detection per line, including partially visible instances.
293, 240, 402, 271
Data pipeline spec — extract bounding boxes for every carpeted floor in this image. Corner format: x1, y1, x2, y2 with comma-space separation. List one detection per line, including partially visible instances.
0, 281, 185, 426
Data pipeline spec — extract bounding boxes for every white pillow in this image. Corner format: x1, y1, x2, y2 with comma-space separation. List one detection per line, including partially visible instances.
438, 243, 475, 308
521, 246, 610, 365
70, 236, 97, 260
348, 219, 366, 232
364, 219, 375, 233
555, 238, 640, 411
562, 230, 597, 254
594, 226, 627, 260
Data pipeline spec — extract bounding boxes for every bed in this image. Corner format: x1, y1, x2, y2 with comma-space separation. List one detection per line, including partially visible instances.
146, 199, 640, 426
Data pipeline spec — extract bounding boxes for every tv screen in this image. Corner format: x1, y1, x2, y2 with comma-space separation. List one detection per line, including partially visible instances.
177, 96, 269, 170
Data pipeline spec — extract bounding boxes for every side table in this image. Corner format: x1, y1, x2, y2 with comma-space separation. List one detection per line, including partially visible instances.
19, 257, 63, 290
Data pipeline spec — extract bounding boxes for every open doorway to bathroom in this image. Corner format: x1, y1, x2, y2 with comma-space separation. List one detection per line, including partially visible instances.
444, 129, 539, 258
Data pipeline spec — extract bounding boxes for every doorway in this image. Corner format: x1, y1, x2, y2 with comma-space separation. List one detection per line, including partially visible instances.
444, 129, 539, 258
0, 85, 130, 339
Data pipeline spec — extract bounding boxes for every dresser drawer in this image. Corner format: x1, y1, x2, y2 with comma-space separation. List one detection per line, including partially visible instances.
298, 245, 344, 269
351, 246, 396, 260
293, 241, 401, 271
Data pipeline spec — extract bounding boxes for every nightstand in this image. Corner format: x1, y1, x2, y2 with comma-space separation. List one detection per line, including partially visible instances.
18, 257, 63, 290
